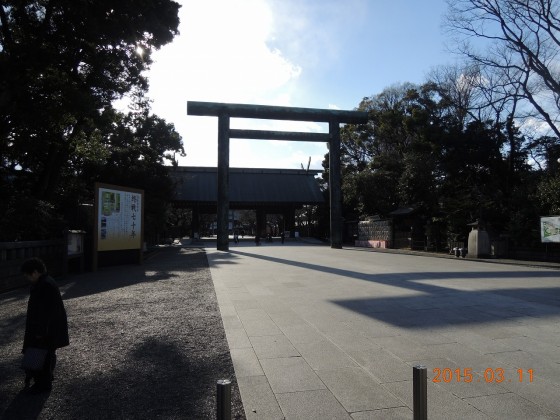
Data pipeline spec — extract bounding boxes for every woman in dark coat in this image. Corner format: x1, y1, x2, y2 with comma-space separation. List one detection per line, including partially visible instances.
21, 258, 69, 393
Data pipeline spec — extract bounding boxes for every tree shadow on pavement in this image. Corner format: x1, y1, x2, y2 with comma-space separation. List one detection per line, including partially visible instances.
60, 247, 204, 300
229, 249, 560, 327
2, 389, 50, 420
331, 286, 560, 329
53, 336, 243, 419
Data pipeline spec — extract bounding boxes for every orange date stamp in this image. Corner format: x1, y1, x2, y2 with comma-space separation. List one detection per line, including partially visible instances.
433, 368, 534, 383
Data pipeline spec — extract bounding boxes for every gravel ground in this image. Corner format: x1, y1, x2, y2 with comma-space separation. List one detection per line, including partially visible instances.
0, 247, 245, 419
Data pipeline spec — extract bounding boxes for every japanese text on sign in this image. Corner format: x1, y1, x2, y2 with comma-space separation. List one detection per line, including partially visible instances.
97, 187, 143, 251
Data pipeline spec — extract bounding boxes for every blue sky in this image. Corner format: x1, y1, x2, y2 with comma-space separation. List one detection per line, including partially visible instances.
145, 0, 456, 169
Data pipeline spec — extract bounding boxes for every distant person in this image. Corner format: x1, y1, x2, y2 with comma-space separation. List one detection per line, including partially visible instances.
233, 229, 239, 244
21, 258, 69, 393
280, 231, 285, 244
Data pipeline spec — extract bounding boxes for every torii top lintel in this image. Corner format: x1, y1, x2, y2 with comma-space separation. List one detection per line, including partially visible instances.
187, 101, 368, 124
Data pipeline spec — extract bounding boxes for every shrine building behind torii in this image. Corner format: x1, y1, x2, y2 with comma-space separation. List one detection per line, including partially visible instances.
171, 166, 325, 237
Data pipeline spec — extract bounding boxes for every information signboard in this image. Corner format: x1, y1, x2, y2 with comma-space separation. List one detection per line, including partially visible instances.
93, 183, 144, 271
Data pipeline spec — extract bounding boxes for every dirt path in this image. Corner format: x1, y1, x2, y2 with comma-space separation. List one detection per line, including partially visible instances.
0, 247, 245, 419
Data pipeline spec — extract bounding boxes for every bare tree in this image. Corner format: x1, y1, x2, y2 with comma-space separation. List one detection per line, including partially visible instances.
445, 0, 560, 138
428, 63, 490, 125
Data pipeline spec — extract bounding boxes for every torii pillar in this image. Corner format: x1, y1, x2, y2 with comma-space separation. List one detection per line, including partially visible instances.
187, 101, 368, 251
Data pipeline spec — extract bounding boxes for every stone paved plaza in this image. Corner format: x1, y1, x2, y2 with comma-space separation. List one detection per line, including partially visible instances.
207, 242, 560, 419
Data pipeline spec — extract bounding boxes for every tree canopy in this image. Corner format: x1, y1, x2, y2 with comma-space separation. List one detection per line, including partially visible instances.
0, 0, 184, 241
336, 80, 539, 247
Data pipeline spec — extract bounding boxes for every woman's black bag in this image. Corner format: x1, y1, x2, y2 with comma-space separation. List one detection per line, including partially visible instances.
21, 347, 48, 371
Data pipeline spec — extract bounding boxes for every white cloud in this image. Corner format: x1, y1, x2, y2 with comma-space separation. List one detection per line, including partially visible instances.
267, 0, 368, 69
520, 116, 555, 137
145, 0, 329, 168
229, 138, 326, 168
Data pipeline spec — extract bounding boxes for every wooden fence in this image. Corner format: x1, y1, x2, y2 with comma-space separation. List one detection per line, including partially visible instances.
0, 240, 67, 292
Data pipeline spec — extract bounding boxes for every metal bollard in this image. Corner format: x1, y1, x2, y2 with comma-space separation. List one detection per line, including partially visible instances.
413, 365, 427, 420
217, 379, 232, 420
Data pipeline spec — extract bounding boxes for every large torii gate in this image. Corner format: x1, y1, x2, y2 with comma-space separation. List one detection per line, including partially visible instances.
187, 101, 368, 251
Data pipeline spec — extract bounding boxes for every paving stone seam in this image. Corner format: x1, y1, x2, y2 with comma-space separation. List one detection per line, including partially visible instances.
262, 301, 411, 414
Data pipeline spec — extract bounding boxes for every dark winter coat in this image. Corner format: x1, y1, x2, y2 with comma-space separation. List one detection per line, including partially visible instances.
23, 274, 69, 351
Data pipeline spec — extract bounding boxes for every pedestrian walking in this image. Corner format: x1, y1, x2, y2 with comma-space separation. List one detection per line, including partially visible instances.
21, 258, 69, 393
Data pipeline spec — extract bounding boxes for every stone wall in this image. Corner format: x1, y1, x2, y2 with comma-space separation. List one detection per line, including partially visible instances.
356, 219, 392, 248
